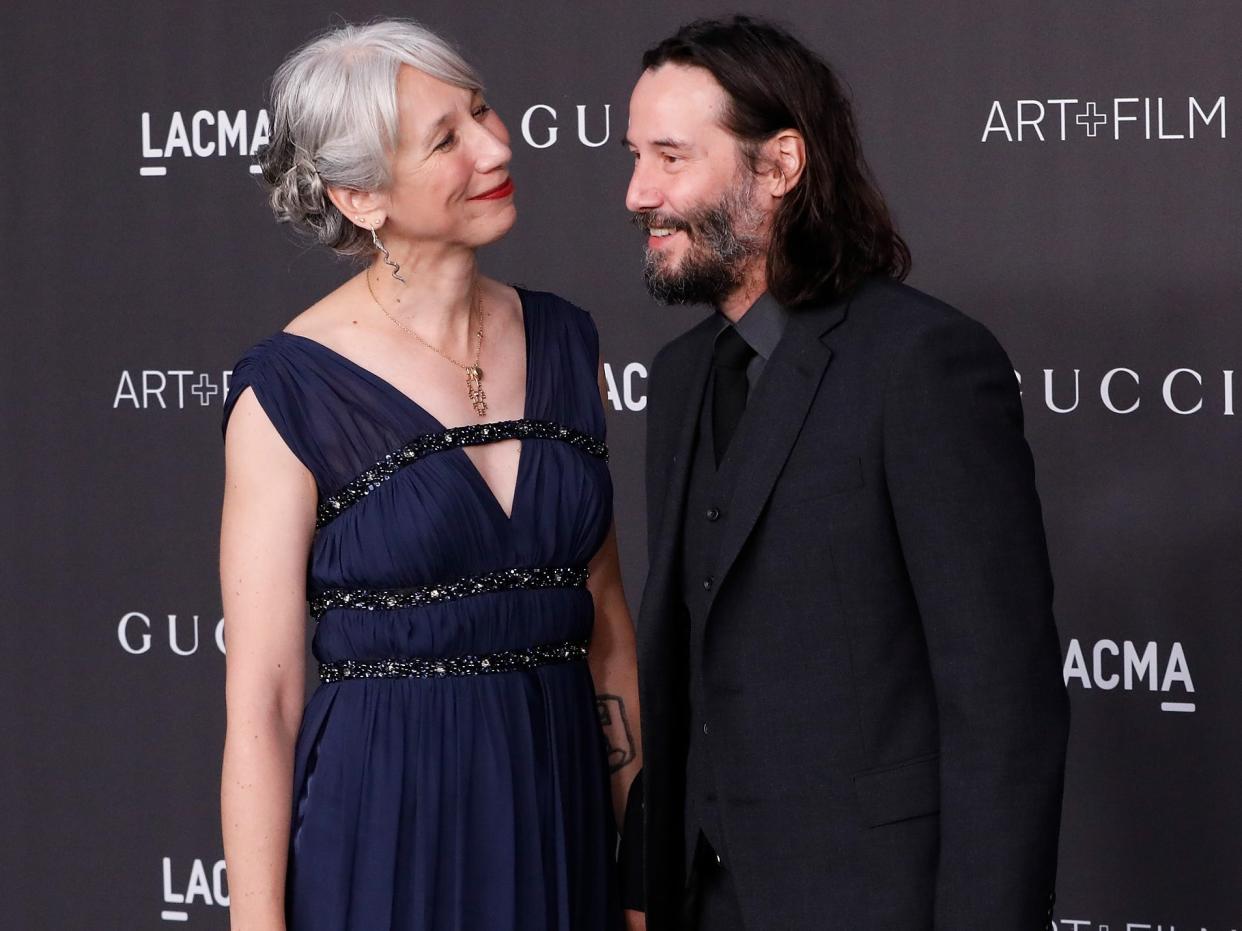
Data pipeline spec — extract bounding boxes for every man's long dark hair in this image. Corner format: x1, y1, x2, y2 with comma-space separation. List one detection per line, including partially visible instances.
641, 16, 910, 307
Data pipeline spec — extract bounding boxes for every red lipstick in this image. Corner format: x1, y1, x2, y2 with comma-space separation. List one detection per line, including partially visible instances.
470, 177, 515, 201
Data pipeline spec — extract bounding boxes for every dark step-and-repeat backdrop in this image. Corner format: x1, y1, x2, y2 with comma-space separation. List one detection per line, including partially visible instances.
2, 1, 1237, 927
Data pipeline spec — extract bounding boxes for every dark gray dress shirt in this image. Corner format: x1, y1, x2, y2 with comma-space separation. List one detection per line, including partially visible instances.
713, 291, 792, 391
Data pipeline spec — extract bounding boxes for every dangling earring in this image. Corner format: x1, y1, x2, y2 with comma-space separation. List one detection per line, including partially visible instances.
368, 222, 406, 284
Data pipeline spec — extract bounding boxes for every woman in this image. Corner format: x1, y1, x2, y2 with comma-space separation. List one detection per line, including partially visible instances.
219, 20, 640, 931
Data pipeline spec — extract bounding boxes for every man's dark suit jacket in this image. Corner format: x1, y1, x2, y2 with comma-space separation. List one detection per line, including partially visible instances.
636, 277, 1070, 930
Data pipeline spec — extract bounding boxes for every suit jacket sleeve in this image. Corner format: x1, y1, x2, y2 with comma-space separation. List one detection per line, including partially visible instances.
644, 344, 674, 560
881, 313, 1070, 928
616, 769, 645, 910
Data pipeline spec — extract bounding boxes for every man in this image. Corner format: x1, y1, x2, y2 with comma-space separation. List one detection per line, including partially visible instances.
619, 16, 1070, 931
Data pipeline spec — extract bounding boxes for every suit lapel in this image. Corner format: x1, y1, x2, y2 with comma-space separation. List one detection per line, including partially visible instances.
707, 298, 850, 610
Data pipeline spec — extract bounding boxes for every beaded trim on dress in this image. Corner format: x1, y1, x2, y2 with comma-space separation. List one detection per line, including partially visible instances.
318, 638, 590, 683
308, 565, 590, 619
316, 419, 609, 528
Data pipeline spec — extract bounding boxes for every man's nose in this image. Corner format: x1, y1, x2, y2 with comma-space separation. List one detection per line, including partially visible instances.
625, 164, 663, 213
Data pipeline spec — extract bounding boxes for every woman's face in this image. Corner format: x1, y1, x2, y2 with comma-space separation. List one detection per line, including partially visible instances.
382, 64, 515, 250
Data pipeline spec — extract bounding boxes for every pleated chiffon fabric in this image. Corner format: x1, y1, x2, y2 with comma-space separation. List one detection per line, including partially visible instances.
222, 288, 621, 930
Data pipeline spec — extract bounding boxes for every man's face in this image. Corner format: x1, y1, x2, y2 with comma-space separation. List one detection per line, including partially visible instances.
624, 64, 766, 305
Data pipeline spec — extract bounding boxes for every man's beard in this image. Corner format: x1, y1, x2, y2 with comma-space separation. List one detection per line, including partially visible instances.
633, 180, 765, 306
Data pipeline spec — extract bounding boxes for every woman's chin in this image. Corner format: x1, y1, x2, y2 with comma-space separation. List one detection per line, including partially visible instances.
473, 208, 518, 247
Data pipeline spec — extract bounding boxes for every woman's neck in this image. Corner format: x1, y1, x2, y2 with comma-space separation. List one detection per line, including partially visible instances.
364, 241, 481, 340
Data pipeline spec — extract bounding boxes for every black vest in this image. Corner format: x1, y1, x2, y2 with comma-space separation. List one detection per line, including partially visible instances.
679, 367, 748, 872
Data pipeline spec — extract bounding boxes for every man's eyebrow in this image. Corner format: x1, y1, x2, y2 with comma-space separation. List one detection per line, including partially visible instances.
619, 136, 692, 150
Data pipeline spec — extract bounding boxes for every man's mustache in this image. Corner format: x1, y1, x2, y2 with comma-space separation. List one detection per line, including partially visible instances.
630, 212, 692, 236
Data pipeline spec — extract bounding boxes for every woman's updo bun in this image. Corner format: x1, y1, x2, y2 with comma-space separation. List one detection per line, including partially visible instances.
257, 128, 355, 253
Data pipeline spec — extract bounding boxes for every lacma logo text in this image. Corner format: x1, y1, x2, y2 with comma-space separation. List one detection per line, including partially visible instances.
1062, 639, 1196, 713
140, 109, 270, 176
162, 857, 228, 922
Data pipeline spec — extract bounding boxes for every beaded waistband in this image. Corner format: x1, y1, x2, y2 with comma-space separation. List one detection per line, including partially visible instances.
319, 638, 590, 683
308, 566, 589, 619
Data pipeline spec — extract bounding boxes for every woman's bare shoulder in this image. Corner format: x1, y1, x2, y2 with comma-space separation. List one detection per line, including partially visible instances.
281, 273, 365, 343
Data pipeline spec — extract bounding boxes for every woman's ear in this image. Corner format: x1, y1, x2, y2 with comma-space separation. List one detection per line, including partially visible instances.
326, 186, 386, 230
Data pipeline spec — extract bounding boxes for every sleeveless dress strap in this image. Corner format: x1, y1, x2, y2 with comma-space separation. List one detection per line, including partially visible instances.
220, 336, 340, 493
518, 287, 607, 440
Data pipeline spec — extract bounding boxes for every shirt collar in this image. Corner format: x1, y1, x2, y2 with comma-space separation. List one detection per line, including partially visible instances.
713, 292, 790, 360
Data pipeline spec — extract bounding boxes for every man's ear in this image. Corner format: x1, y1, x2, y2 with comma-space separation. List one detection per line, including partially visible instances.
326, 185, 387, 230
762, 129, 806, 198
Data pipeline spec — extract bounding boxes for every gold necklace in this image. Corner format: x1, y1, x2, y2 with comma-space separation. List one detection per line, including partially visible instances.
365, 272, 488, 417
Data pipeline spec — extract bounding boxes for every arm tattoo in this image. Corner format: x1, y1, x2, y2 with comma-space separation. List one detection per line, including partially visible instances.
595, 693, 637, 773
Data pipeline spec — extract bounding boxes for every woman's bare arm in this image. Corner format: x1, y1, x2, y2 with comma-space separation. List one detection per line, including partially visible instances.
586, 519, 644, 826
587, 359, 643, 828
219, 388, 317, 931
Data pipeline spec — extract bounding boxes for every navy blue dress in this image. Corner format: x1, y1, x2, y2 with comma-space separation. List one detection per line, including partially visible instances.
221, 288, 621, 931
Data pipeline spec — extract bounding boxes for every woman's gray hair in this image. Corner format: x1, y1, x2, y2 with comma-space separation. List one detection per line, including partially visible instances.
258, 19, 483, 256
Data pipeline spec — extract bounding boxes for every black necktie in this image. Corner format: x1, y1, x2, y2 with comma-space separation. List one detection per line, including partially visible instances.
712, 326, 757, 466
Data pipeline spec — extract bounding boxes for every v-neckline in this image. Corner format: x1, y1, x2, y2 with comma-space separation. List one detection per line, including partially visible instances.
280, 285, 534, 523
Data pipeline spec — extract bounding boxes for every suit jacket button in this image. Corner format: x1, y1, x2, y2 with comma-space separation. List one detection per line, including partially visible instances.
706, 506, 721, 521
702, 576, 713, 591
702, 722, 710, 736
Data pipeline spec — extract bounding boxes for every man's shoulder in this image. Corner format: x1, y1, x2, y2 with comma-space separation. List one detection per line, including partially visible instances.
844, 277, 990, 345
843, 278, 1015, 387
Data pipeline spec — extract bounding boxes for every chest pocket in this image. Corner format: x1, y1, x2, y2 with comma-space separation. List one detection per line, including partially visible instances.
767, 453, 865, 512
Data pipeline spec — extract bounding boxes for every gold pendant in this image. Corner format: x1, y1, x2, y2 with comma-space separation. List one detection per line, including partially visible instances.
466, 366, 487, 417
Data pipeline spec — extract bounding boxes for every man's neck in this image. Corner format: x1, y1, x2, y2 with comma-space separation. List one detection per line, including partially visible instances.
718, 260, 769, 323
